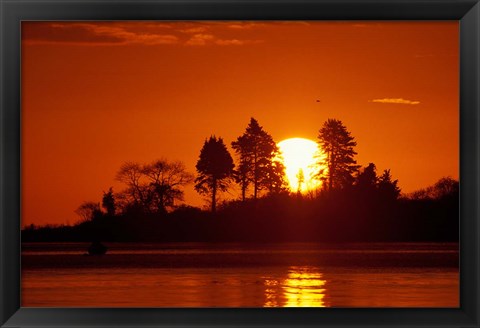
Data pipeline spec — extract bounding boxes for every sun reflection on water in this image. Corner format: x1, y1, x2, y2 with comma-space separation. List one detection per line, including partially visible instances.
264, 266, 327, 307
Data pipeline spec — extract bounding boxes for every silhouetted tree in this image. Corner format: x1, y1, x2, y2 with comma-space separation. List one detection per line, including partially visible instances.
143, 159, 194, 214
317, 119, 359, 190
233, 158, 251, 201
232, 118, 286, 199
355, 163, 377, 192
195, 136, 235, 212
409, 177, 458, 200
231, 127, 253, 201
75, 201, 102, 222
102, 187, 116, 216
296, 168, 305, 193
431, 177, 459, 200
116, 162, 147, 209
264, 159, 288, 195
116, 159, 193, 214
377, 169, 401, 201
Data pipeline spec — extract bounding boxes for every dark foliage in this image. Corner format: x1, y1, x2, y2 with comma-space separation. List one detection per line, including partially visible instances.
102, 187, 116, 217
317, 119, 360, 190
115, 159, 193, 215
195, 136, 235, 212
23, 118, 458, 244
23, 177, 458, 243
231, 118, 287, 200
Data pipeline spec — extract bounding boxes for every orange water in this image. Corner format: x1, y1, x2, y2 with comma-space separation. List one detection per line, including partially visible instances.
21, 243, 459, 307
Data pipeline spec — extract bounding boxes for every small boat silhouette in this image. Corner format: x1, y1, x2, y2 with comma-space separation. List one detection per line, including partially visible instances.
87, 241, 108, 255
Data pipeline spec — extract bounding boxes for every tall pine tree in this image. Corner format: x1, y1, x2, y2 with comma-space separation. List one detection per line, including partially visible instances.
195, 136, 235, 212
317, 119, 360, 190
232, 118, 286, 199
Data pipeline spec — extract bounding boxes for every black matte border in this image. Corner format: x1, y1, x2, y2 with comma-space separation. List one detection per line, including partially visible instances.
1, 1, 479, 327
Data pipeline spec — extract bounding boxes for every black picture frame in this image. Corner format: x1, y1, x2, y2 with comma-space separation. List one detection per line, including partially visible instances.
1, 0, 479, 327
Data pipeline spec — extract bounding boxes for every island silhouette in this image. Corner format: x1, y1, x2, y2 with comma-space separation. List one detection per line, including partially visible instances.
22, 118, 459, 243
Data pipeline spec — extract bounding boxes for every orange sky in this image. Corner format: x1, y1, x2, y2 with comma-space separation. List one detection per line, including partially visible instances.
21, 21, 459, 226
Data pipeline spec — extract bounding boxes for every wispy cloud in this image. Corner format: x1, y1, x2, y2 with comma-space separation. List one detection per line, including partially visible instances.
23, 22, 261, 47
227, 22, 265, 30
185, 33, 262, 46
24, 22, 179, 46
215, 39, 262, 46
370, 98, 421, 105
79, 24, 179, 45
185, 33, 215, 46
180, 27, 208, 34
215, 39, 244, 46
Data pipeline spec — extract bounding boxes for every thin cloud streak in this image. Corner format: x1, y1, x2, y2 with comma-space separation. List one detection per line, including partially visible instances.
79, 24, 179, 45
371, 98, 421, 105
186, 33, 262, 46
24, 22, 179, 46
227, 22, 266, 29
24, 22, 262, 47
185, 33, 215, 46
215, 39, 263, 46
180, 27, 208, 34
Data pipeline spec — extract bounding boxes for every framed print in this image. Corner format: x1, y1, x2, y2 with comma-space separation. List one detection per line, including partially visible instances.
1, 0, 479, 327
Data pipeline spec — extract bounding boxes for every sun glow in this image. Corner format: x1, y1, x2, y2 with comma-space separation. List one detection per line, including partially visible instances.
283, 267, 327, 307
277, 138, 323, 193
263, 266, 327, 307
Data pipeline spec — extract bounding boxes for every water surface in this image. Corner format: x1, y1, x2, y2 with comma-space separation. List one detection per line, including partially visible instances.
22, 242, 459, 307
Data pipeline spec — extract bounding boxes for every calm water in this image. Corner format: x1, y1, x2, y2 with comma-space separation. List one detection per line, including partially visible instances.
22, 242, 459, 307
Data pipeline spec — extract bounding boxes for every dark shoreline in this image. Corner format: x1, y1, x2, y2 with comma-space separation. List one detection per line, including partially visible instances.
22, 242, 459, 270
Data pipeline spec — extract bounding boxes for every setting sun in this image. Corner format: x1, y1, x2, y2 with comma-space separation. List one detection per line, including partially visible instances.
277, 138, 323, 193
19, 21, 460, 309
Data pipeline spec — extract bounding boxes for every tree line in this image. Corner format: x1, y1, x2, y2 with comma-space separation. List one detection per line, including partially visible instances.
22, 117, 459, 243
76, 117, 405, 218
